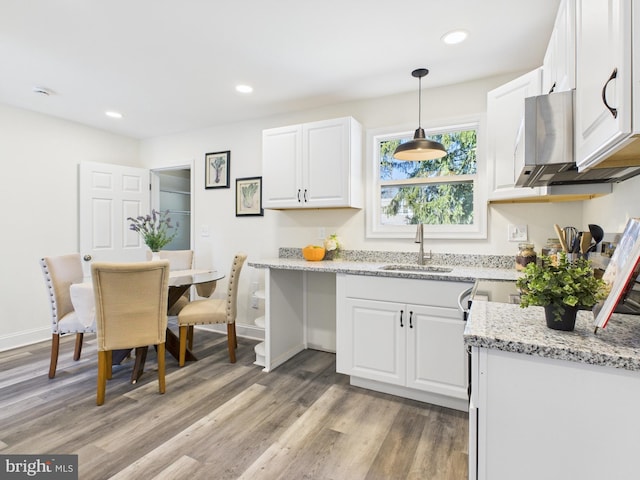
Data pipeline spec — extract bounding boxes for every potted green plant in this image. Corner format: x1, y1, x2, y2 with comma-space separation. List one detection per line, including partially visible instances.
516, 252, 608, 331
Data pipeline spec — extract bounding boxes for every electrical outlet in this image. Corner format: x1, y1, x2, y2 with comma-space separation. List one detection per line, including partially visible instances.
201, 224, 210, 237
508, 224, 528, 242
318, 227, 326, 240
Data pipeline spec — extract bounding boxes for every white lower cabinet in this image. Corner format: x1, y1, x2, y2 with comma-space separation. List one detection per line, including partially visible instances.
336, 274, 471, 411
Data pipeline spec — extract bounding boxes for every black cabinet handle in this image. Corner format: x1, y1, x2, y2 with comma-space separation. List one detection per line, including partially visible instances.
297, 189, 302, 202
303, 189, 308, 202
409, 311, 413, 328
601, 68, 618, 119
399, 310, 404, 327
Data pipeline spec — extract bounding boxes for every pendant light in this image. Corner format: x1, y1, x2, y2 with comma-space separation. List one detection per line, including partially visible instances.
393, 68, 447, 161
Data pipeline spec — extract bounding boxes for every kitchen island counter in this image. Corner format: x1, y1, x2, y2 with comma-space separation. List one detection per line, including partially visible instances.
465, 301, 640, 480
464, 301, 640, 371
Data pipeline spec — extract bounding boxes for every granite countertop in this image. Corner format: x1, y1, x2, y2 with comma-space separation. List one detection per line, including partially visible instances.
248, 257, 520, 283
464, 301, 640, 371
249, 248, 520, 283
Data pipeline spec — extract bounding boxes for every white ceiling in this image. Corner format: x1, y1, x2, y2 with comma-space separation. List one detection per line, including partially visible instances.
0, 0, 561, 139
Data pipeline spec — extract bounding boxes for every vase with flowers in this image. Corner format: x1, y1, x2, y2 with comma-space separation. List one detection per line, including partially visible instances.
128, 209, 179, 258
323, 233, 342, 261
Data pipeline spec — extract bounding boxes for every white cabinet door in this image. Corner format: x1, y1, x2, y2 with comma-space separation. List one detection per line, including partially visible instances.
339, 298, 405, 386
486, 68, 543, 200
575, 0, 632, 170
304, 118, 352, 208
542, 0, 576, 94
406, 304, 468, 399
262, 124, 303, 208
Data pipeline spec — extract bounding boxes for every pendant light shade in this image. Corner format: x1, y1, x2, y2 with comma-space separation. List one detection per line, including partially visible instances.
393, 68, 447, 161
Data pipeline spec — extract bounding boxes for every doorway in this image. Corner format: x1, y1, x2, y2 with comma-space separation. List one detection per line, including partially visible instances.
151, 166, 192, 250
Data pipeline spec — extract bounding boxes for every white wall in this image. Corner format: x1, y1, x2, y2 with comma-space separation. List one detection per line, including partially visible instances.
0, 104, 140, 350
582, 175, 640, 235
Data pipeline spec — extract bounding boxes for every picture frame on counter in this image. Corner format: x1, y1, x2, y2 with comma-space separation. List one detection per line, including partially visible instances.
205, 150, 230, 189
235, 176, 263, 217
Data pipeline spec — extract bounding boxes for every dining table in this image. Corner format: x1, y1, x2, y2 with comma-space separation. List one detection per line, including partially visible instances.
69, 268, 225, 383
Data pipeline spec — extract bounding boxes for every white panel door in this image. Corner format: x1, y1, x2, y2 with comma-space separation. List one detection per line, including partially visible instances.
79, 162, 150, 277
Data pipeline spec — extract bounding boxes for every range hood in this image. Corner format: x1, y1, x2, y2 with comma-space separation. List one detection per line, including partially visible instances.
516, 90, 640, 187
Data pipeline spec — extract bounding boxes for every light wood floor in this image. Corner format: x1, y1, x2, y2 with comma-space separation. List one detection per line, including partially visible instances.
0, 330, 468, 479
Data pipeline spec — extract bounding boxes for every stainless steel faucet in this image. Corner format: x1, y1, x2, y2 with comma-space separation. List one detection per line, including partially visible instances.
414, 223, 432, 265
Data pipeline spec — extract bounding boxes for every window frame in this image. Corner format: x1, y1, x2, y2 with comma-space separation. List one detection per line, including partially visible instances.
365, 116, 487, 240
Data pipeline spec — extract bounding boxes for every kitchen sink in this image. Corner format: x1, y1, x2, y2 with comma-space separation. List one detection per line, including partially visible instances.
378, 264, 453, 273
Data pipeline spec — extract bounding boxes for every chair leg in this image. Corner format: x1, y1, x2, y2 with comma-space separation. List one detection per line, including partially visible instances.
49, 333, 60, 379
132, 347, 148, 384
157, 343, 166, 394
234, 323, 238, 349
106, 350, 113, 380
73, 333, 84, 361
97, 351, 108, 406
227, 323, 236, 363
178, 325, 188, 367
187, 325, 194, 350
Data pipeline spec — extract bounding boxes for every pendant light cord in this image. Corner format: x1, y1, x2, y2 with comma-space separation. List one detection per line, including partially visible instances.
418, 75, 422, 128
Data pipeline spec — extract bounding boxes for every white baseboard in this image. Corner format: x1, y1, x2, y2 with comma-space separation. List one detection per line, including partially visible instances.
264, 343, 306, 373
0, 327, 50, 352
197, 323, 264, 341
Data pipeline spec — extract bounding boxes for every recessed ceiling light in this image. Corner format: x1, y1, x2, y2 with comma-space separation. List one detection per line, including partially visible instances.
235, 84, 253, 94
441, 30, 468, 45
105, 111, 123, 119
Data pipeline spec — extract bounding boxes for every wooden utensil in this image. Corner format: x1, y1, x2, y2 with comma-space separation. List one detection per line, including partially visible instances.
554, 224, 569, 252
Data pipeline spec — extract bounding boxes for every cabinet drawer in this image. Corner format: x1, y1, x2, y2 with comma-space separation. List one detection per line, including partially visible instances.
343, 274, 472, 308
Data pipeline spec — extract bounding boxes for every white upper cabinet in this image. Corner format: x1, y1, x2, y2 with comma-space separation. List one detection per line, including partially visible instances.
575, 0, 634, 170
262, 116, 363, 209
486, 68, 544, 201
542, 0, 576, 94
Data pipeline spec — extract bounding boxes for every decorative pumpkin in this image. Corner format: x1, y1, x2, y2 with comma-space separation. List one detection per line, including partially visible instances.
302, 245, 325, 261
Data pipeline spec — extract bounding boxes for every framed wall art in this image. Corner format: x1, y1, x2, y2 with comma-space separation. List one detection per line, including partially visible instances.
235, 176, 264, 217
205, 150, 230, 189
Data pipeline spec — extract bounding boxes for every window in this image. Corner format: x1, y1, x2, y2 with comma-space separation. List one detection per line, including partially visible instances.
366, 120, 486, 239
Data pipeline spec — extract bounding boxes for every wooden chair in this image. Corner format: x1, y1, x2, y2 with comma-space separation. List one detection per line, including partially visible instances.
40, 254, 95, 379
91, 260, 170, 406
146, 250, 194, 315
177, 253, 247, 366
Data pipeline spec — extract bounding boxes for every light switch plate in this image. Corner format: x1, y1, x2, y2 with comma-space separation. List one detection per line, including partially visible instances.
508, 224, 528, 242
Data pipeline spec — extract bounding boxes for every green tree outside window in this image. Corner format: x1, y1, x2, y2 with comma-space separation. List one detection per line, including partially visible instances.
379, 129, 477, 226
